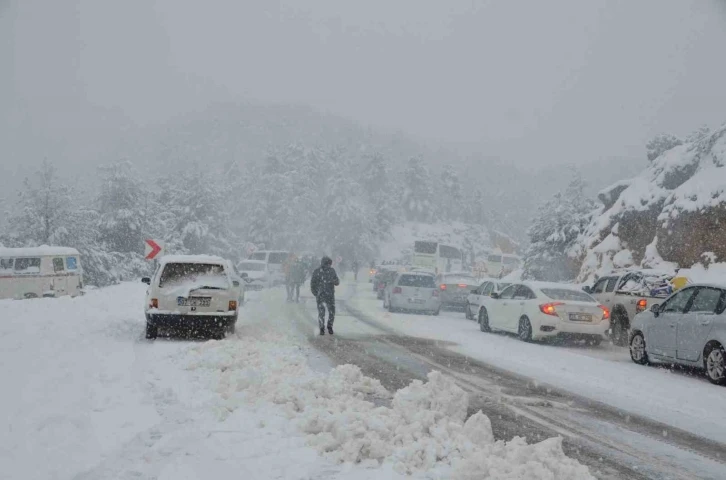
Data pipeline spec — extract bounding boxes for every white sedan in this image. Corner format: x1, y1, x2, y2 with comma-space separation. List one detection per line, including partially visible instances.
482, 282, 610, 344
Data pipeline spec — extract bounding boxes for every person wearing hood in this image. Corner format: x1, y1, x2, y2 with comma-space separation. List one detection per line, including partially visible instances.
310, 256, 340, 335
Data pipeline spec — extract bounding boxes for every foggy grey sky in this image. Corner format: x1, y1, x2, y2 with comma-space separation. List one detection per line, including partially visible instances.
3, 0, 726, 173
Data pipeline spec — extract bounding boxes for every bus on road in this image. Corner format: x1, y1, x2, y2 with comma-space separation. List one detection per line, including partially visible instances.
412, 241, 463, 274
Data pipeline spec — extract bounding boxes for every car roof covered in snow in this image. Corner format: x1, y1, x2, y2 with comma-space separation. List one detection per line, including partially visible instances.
0, 246, 80, 257
159, 254, 229, 265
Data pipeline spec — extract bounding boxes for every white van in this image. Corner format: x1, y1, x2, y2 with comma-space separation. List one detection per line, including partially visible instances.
0, 246, 83, 299
246, 250, 290, 285
485, 252, 521, 278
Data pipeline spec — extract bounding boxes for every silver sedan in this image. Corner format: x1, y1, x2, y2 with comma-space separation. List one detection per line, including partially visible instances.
629, 284, 726, 385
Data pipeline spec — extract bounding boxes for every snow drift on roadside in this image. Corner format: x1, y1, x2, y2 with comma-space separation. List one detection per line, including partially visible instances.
181, 329, 594, 479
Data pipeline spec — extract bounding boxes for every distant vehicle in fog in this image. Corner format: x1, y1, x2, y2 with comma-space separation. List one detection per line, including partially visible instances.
142, 255, 244, 340
630, 284, 726, 385
236, 260, 270, 290
0, 246, 83, 299
435, 273, 479, 310
382, 271, 441, 315
412, 241, 463, 274
246, 250, 289, 286
484, 252, 521, 278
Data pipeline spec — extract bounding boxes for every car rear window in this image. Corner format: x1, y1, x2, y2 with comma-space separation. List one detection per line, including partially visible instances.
398, 274, 436, 288
159, 263, 226, 286
487, 254, 502, 263
541, 288, 595, 302
249, 252, 266, 261
239, 262, 265, 271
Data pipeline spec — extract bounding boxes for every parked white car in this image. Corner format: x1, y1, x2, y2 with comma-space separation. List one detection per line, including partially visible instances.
629, 284, 726, 385
465, 279, 511, 320
383, 272, 441, 315
483, 282, 610, 344
142, 255, 243, 340
237, 259, 270, 290
247, 250, 289, 286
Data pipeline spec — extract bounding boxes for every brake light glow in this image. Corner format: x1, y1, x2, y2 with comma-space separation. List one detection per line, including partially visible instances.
393, 287, 402, 294
458, 284, 468, 288
539, 302, 563, 316
150, 298, 158, 309
599, 304, 610, 320
440, 284, 447, 290
370, 269, 376, 275
636, 298, 647, 313
229, 300, 238, 311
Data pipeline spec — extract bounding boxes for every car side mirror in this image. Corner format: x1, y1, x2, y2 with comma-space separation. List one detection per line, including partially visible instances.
141, 277, 151, 285
490, 292, 500, 299
582, 286, 591, 294
233, 280, 240, 287
650, 304, 660, 316
241, 272, 249, 279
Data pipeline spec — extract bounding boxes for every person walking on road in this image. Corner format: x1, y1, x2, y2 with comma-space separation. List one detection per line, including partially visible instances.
284, 253, 297, 302
352, 260, 359, 282
310, 256, 340, 335
290, 258, 306, 303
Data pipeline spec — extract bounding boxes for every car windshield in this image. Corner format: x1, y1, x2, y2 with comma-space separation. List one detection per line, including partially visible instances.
541, 288, 595, 302
159, 263, 228, 288
239, 262, 265, 272
398, 274, 436, 288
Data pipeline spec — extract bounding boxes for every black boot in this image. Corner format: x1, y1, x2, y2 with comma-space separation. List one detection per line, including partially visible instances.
327, 326, 334, 335
319, 328, 325, 336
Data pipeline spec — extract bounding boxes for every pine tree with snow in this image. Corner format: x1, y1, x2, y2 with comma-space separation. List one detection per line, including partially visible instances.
401, 156, 435, 222
646, 133, 682, 162
440, 164, 463, 221
360, 152, 398, 238
523, 174, 596, 281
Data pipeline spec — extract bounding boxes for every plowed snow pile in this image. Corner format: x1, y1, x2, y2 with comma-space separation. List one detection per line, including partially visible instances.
182, 328, 594, 479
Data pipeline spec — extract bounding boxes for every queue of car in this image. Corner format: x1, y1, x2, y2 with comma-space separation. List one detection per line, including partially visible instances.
375, 266, 726, 385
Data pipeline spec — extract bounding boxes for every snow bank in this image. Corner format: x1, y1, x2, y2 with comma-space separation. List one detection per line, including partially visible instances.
181, 325, 594, 479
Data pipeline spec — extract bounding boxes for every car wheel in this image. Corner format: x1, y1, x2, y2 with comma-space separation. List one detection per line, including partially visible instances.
212, 327, 226, 341
24, 293, 38, 299
611, 312, 629, 347
704, 343, 726, 385
145, 322, 158, 340
432, 307, 440, 316
588, 336, 602, 347
629, 332, 648, 365
478, 308, 490, 332
465, 302, 472, 320
518, 317, 532, 342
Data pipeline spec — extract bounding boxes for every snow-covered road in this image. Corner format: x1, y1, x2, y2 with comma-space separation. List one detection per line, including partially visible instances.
1, 283, 597, 480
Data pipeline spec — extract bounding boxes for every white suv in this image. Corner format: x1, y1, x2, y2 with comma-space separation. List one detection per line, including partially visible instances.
142, 255, 244, 340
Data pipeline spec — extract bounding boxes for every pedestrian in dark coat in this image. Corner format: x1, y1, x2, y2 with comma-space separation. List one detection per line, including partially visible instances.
310, 256, 340, 335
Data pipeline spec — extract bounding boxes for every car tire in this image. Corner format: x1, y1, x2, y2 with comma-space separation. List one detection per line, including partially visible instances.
432, 307, 440, 316
588, 336, 603, 347
479, 308, 490, 332
145, 322, 158, 340
465, 302, 472, 320
629, 331, 649, 365
611, 311, 629, 347
212, 327, 226, 341
518, 316, 533, 342
704, 343, 726, 385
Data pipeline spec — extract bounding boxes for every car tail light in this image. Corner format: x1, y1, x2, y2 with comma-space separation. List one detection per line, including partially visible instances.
599, 305, 610, 320
370, 269, 376, 275
440, 284, 447, 290
229, 300, 238, 311
539, 302, 563, 316
393, 287, 402, 294
150, 298, 159, 309
458, 284, 468, 288
432, 289, 439, 297
636, 298, 647, 313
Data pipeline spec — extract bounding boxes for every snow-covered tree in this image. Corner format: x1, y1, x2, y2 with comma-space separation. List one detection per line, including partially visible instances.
97, 161, 149, 253
523, 174, 597, 281
439, 164, 463, 221
646, 133, 683, 162
401, 156, 434, 222
6, 160, 72, 246
360, 152, 398, 238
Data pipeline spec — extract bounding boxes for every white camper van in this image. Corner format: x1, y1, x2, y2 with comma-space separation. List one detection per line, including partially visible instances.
0, 246, 83, 299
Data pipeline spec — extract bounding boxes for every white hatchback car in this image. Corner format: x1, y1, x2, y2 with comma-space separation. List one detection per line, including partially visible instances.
383, 272, 441, 315
483, 282, 610, 344
142, 255, 244, 340
465, 279, 511, 321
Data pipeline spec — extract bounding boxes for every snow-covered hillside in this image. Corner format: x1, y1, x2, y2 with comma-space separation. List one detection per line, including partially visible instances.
576, 123, 726, 281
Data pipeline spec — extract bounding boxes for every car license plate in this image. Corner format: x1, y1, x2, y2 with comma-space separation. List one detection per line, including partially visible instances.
410, 298, 425, 304
178, 297, 211, 307
569, 313, 591, 322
